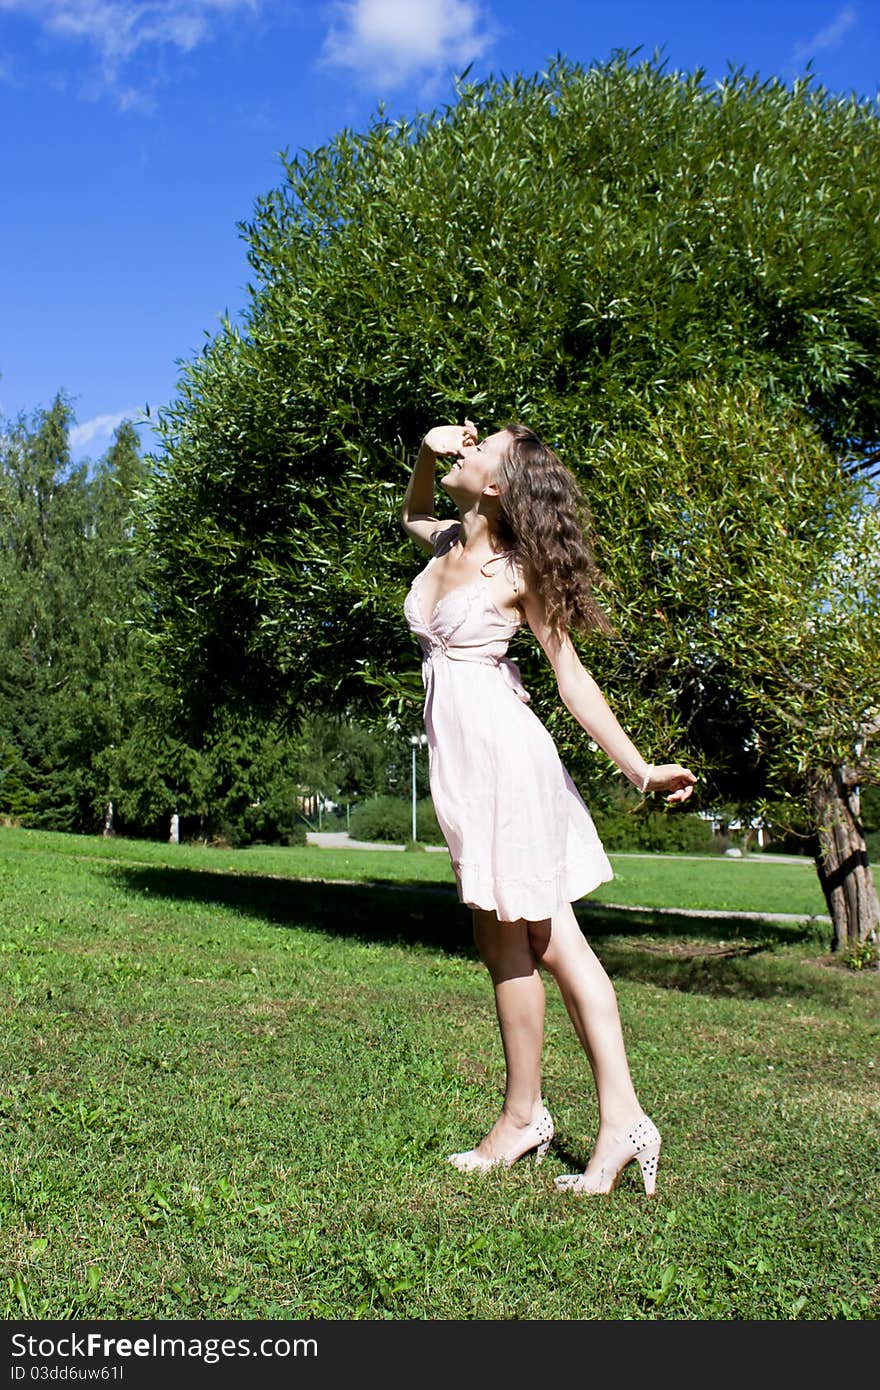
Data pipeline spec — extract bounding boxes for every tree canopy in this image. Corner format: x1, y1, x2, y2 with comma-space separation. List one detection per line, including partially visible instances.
143, 54, 879, 735
139, 54, 880, 946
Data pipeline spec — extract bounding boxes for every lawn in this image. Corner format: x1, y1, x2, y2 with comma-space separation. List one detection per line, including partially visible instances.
1, 825, 831, 916
1, 828, 877, 1320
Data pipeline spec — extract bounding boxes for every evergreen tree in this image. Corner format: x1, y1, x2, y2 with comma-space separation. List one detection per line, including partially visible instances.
0, 404, 151, 830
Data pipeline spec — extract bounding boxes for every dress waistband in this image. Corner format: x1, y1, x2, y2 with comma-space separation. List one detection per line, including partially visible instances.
421, 648, 531, 704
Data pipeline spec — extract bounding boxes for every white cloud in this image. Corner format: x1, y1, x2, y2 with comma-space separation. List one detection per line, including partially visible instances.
792, 4, 857, 62
69, 409, 140, 450
0, 1, 259, 79
320, 0, 495, 88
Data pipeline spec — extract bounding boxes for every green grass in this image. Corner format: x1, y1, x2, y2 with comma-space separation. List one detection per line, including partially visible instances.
1, 827, 877, 1321
1, 826, 830, 917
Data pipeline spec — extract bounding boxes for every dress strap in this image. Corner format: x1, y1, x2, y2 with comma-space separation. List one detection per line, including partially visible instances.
479, 551, 520, 594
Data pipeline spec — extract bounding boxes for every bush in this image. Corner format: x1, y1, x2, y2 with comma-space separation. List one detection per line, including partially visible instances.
843, 938, 880, 972
593, 809, 716, 854
349, 795, 442, 844
216, 794, 308, 848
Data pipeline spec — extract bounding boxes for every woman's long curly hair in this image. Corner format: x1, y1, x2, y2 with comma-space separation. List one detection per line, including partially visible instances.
493, 423, 613, 642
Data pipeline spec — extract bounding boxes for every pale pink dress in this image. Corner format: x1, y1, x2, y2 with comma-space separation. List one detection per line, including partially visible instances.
403, 532, 614, 921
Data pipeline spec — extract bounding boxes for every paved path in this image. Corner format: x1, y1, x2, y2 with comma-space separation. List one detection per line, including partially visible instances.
577, 902, 829, 924
307, 831, 448, 852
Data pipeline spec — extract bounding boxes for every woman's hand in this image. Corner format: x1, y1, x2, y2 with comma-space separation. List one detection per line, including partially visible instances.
423, 420, 478, 456
644, 763, 698, 804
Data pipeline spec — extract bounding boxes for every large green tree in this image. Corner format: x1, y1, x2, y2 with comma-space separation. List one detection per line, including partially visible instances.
141, 55, 880, 947
0, 399, 407, 844
591, 377, 880, 946
0, 401, 151, 830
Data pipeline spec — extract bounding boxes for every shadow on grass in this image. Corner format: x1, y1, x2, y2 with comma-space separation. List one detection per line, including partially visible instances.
109, 863, 836, 1002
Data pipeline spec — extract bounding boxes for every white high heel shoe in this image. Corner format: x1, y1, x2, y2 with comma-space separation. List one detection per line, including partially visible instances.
448, 1107, 554, 1172
554, 1115, 661, 1195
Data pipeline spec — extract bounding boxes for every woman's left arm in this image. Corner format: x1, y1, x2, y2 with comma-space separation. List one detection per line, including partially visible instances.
520, 583, 697, 805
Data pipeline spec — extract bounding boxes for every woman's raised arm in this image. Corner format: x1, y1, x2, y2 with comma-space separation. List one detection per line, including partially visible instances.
400, 420, 476, 551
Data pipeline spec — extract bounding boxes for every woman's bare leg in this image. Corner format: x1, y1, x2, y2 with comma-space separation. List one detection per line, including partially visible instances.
465, 907, 547, 1158
527, 901, 645, 1176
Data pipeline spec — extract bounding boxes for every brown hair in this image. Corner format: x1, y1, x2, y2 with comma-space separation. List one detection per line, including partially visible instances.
493, 423, 613, 642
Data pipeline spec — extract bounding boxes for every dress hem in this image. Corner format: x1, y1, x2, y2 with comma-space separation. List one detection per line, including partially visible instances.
453, 859, 615, 923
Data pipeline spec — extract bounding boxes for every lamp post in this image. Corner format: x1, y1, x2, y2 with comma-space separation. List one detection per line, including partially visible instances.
409, 732, 429, 841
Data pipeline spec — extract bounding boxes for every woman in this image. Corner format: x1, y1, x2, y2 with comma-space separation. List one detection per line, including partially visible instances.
401, 418, 697, 1196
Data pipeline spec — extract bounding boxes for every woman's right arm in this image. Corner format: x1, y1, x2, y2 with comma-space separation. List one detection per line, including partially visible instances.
400, 420, 475, 552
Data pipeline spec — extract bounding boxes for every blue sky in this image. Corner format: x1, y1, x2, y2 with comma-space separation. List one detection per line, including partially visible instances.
1, 1, 878, 462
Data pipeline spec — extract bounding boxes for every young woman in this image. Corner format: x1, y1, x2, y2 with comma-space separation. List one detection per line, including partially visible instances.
401, 418, 696, 1195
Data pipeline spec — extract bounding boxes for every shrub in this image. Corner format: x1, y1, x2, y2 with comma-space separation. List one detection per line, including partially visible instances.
593, 809, 716, 854
843, 937, 880, 971
216, 794, 309, 848
349, 795, 442, 844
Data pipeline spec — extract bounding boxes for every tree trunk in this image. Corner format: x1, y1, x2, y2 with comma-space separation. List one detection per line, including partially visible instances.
808, 769, 880, 952
102, 800, 114, 837
169, 811, 179, 845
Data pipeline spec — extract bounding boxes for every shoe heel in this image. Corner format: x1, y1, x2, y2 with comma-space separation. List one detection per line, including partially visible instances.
636, 1142, 660, 1195
535, 1138, 552, 1165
